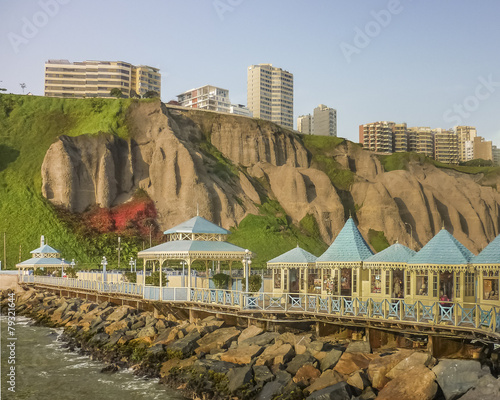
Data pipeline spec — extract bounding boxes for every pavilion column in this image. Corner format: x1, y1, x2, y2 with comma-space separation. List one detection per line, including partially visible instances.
159, 258, 163, 301
205, 261, 209, 289
305, 267, 309, 294
187, 259, 192, 293
142, 259, 146, 295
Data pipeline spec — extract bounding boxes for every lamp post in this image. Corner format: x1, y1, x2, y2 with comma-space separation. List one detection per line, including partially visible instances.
101, 256, 108, 283
180, 260, 186, 287
129, 257, 135, 273
116, 237, 122, 269
61, 258, 65, 277
404, 222, 413, 249
242, 249, 252, 294
70, 259, 75, 278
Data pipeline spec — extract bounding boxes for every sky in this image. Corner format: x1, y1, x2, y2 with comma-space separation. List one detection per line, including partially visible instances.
1, 0, 500, 144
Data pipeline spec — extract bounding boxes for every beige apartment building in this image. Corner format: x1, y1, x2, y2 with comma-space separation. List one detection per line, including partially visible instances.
455, 126, 477, 162
408, 127, 435, 158
177, 85, 230, 113
313, 104, 337, 136
44, 60, 160, 98
473, 136, 493, 161
359, 121, 394, 153
247, 64, 293, 129
393, 123, 408, 152
297, 114, 312, 135
433, 128, 459, 164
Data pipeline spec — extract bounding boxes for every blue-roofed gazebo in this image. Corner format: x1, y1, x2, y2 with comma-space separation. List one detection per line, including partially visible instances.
267, 246, 318, 295
16, 236, 71, 276
363, 243, 416, 299
316, 218, 373, 296
407, 228, 475, 303
473, 234, 500, 303
137, 216, 253, 295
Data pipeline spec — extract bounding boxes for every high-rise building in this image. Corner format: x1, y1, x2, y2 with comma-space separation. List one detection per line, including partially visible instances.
473, 136, 493, 161
44, 59, 160, 98
177, 85, 230, 113
408, 127, 434, 158
433, 128, 459, 164
247, 64, 293, 129
229, 104, 253, 117
297, 114, 312, 135
492, 146, 500, 166
313, 104, 337, 136
393, 123, 408, 152
359, 121, 395, 153
455, 126, 477, 162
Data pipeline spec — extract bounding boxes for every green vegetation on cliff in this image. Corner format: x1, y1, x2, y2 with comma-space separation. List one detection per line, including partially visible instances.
0, 94, 132, 267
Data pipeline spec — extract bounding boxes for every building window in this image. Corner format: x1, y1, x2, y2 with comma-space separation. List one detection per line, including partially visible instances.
385, 270, 391, 296
483, 271, 499, 300
300, 268, 305, 291
455, 274, 460, 299
352, 269, 358, 295
433, 272, 438, 298
416, 272, 428, 296
406, 271, 411, 296
323, 269, 332, 293
371, 269, 382, 294
273, 269, 281, 289
283, 270, 288, 291
465, 272, 474, 297
341, 268, 352, 296
393, 270, 404, 298
308, 268, 320, 294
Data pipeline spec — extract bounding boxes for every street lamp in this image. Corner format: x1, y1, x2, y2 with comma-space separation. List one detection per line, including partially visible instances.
116, 237, 122, 269
242, 249, 252, 293
404, 222, 413, 249
129, 257, 135, 273
61, 258, 65, 277
180, 260, 186, 287
70, 259, 75, 278
101, 256, 108, 283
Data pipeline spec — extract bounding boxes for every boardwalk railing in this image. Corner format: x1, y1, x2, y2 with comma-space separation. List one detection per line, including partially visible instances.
21, 275, 500, 335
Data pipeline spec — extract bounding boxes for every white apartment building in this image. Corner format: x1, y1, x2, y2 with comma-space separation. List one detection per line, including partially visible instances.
247, 64, 293, 129
177, 85, 230, 113
230, 104, 253, 117
455, 126, 477, 162
297, 114, 312, 135
313, 104, 337, 136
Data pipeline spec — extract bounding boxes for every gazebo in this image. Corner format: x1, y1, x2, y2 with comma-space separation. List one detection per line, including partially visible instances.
137, 216, 253, 292
407, 228, 475, 304
473, 234, 500, 304
16, 235, 71, 275
362, 243, 415, 299
316, 218, 373, 297
267, 246, 317, 295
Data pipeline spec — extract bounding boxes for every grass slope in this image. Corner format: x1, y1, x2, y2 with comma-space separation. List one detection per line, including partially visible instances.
0, 95, 132, 268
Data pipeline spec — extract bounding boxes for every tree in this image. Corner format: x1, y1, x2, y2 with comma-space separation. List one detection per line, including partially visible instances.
130, 89, 140, 99
242, 275, 262, 293
143, 90, 159, 99
19, 83, 26, 94
65, 267, 78, 278
145, 271, 167, 286
212, 273, 231, 289
110, 88, 123, 98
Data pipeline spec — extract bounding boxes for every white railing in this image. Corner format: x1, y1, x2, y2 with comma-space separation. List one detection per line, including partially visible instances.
20, 275, 500, 335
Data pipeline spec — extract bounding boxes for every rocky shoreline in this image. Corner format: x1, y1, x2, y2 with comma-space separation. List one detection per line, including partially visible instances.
2, 287, 500, 400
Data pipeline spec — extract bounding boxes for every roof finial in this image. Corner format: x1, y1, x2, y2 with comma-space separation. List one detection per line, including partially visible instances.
297, 242, 299, 248
41, 235, 45, 247
349, 210, 352, 219
442, 220, 445, 230
196, 203, 199, 216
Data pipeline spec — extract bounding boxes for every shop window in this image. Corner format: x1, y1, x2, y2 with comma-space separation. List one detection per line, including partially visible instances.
385, 270, 391, 295
455, 274, 460, 299
300, 269, 306, 291
465, 272, 474, 297
371, 269, 382, 294
352, 269, 358, 294
340, 269, 352, 296
439, 272, 453, 300
393, 270, 404, 298
433, 272, 438, 298
308, 269, 321, 294
483, 271, 499, 300
416, 272, 428, 296
406, 271, 411, 296
274, 269, 281, 289
284, 270, 288, 291
323, 269, 332, 293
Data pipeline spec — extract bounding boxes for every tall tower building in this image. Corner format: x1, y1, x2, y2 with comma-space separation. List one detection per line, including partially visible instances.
297, 114, 312, 135
313, 104, 337, 136
247, 64, 293, 129
455, 126, 477, 162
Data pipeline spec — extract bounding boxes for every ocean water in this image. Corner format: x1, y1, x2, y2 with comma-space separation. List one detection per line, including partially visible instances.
0, 316, 186, 400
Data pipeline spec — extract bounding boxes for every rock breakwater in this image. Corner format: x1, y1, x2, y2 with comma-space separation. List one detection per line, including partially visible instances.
3, 287, 500, 400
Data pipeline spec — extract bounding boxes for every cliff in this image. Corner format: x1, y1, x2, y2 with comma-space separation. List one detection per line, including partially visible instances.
40, 100, 500, 253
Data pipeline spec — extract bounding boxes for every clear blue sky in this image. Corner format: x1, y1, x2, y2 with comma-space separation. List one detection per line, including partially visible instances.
1, 0, 500, 144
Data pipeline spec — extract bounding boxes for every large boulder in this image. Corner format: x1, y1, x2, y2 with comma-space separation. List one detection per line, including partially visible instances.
257, 381, 283, 400
306, 369, 344, 394
305, 381, 351, 400
220, 345, 262, 364
376, 364, 437, 400
166, 330, 201, 357
386, 351, 433, 380
160, 356, 197, 378
459, 374, 500, 400
334, 353, 378, 376
154, 326, 180, 346
287, 353, 317, 375
255, 343, 295, 367
345, 341, 371, 353
347, 370, 371, 392
367, 349, 413, 390
320, 349, 343, 371
105, 319, 130, 335
293, 364, 321, 387
106, 305, 134, 322
432, 359, 489, 400
195, 326, 240, 354
226, 365, 253, 394
240, 332, 279, 347
253, 365, 274, 385
238, 325, 264, 344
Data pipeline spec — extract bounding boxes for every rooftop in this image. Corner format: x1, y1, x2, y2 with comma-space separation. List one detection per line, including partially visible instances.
473, 234, 500, 264
267, 246, 317, 264
365, 243, 416, 264
163, 216, 230, 235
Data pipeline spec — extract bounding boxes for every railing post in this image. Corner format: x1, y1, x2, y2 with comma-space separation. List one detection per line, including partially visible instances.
285, 294, 289, 312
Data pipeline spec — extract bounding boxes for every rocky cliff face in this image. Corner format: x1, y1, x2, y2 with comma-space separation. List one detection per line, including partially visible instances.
41, 101, 500, 252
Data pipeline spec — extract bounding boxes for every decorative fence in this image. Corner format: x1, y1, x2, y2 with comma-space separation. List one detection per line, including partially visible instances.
20, 275, 500, 335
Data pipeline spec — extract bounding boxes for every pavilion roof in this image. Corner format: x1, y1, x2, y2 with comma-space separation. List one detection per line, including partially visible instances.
30, 244, 60, 255
17, 257, 70, 268
365, 243, 416, 264
316, 218, 373, 263
408, 229, 474, 266
267, 246, 317, 265
473, 234, 500, 265
138, 240, 249, 260
163, 216, 230, 235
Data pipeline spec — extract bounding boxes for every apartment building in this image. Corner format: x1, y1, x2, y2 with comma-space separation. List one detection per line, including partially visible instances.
44, 59, 160, 98
313, 104, 337, 136
455, 126, 477, 162
229, 104, 253, 117
247, 64, 293, 129
408, 127, 435, 158
393, 123, 408, 152
297, 114, 312, 135
177, 85, 230, 113
473, 136, 493, 161
433, 128, 459, 164
493, 146, 500, 166
359, 121, 395, 153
